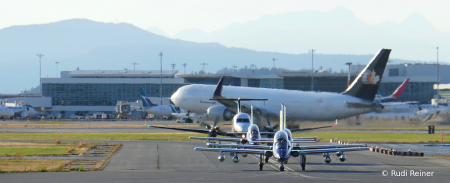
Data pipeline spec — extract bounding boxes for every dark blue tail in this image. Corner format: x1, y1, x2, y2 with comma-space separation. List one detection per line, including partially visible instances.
140, 88, 157, 107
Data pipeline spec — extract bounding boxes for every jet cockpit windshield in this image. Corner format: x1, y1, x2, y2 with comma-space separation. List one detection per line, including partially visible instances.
236, 118, 250, 123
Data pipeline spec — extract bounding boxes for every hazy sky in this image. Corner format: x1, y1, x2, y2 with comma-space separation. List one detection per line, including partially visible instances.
1, 0, 449, 36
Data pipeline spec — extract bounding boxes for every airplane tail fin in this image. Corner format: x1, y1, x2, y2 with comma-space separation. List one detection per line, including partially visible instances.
169, 100, 181, 113
389, 78, 410, 98
140, 88, 157, 108
342, 49, 391, 101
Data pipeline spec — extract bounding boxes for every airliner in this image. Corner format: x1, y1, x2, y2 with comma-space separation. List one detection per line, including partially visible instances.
0, 106, 15, 120
8, 106, 38, 118
171, 49, 392, 126
140, 88, 173, 116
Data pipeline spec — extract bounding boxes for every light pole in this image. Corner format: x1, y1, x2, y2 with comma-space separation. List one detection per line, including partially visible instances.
159, 52, 163, 105
171, 63, 176, 70
36, 54, 44, 95
437, 47, 440, 99
182, 63, 187, 74
345, 62, 352, 87
131, 62, 139, 70
232, 65, 237, 73
55, 61, 60, 78
200, 63, 208, 74
250, 64, 256, 75
272, 58, 277, 75
309, 49, 316, 91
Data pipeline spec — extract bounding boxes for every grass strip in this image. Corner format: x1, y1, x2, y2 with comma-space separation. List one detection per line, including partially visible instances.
293, 132, 450, 143
0, 133, 208, 141
0, 148, 71, 156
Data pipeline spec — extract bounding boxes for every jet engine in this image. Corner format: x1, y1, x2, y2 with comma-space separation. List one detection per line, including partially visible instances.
21, 112, 29, 118
291, 151, 299, 157
218, 155, 225, 162
324, 156, 332, 163
232, 156, 240, 163
207, 106, 236, 121
374, 103, 384, 112
339, 155, 346, 162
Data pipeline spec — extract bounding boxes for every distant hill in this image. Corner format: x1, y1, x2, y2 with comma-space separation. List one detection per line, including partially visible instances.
0, 19, 415, 93
173, 6, 449, 62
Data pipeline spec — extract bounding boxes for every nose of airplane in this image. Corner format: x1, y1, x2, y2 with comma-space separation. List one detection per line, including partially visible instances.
171, 89, 181, 105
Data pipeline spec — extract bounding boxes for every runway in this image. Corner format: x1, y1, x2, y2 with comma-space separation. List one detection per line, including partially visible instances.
1, 141, 450, 182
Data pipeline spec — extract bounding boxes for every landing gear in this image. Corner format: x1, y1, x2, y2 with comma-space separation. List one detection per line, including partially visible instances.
259, 155, 264, 171
279, 163, 285, 171
300, 154, 306, 171
265, 156, 269, 163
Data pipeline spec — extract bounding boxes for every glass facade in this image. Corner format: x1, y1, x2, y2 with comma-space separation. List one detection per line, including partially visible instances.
260, 78, 283, 89
42, 83, 186, 106
283, 76, 348, 93
184, 77, 241, 86
378, 82, 436, 104
282, 76, 436, 104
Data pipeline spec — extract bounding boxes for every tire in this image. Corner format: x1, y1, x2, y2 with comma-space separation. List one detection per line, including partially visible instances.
259, 163, 264, 170
279, 165, 284, 171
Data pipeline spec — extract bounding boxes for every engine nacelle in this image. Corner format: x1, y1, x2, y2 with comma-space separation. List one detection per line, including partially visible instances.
218, 155, 225, 162
374, 104, 384, 112
232, 156, 240, 163
242, 154, 248, 158
324, 156, 332, 164
265, 151, 273, 158
336, 151, 342, 157
207, 105, 236, 121
21, 112, 29, 118
291, 151, 299, 157
339, 155, 346, 162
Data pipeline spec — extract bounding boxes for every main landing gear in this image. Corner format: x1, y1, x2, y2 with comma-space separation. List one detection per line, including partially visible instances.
300, 154, 306, 171
259, 154, 264, 170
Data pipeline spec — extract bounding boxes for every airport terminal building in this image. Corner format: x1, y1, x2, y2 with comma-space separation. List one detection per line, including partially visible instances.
2, 62, 446, 117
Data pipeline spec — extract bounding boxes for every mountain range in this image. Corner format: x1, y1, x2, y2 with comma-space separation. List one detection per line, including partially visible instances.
0, 7, 439, 93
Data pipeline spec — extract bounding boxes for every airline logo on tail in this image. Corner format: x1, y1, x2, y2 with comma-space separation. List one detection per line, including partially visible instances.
140, 88, 158, 108
362, 70, 380, 85
169, 100, 181, 113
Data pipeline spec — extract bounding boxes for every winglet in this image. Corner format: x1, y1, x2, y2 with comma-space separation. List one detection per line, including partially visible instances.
213, 76, 225, 97
389, 78, 410, 98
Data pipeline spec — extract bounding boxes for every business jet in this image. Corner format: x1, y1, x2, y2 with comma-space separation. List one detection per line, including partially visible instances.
140, 88, 173, 116
171, 49, 391, 126
194, 104, 369, 171
0, 106, 14, 120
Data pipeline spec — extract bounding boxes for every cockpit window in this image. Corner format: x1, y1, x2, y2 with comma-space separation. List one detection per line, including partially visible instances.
275, 139, 288, 149
251, 130, 258, 136
236, 118, 250, 123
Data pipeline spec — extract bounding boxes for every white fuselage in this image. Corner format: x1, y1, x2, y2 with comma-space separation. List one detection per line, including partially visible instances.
171, 84, 375, 121
143, 105, 173, 116
0, 106, 14, 118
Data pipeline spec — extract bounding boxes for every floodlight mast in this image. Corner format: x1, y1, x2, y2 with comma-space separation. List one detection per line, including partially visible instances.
55, 61, 60, 78
309, 49, 316, 91
200, 62, 208, 74
272, 58, 277, 75
131, 62, 139, 70
345, 62, 352, 87
171, 63, 176, 70
182, 63, 187, 74
159, 52, 163, 105
36, 54, 44, 95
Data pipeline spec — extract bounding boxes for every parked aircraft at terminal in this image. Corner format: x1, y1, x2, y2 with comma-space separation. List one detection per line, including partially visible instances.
0, 106, 15, 120
171, 49, 392, 126
140, 88, 172, 116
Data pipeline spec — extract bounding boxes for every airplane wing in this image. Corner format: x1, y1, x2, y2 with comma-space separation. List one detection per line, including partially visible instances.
293, 147, 369, 154
195, 147, 267, 155
293, 144, 366, 150
189, 136, 245, 142
289, 125, 335, 132
149, 126, 235, 137
206, 143, 272, 150
345, 102, 375, 108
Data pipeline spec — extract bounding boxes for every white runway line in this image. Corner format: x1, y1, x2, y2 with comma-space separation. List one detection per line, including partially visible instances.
250, 155, 315, 179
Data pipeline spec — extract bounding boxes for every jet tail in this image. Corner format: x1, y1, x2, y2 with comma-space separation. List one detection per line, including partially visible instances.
140, 88, 157, 108
169, 100, 181, 113
389, 78, 410, 98
342, 49, 391, 101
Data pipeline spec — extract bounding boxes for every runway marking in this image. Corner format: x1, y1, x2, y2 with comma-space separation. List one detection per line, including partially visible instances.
250, 155, 315, 179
